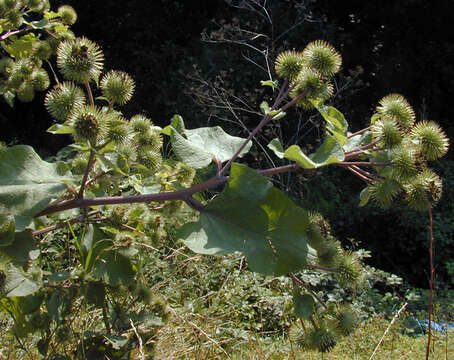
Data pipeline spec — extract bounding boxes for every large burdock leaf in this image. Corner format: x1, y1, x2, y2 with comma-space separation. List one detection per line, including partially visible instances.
284, 134, 345, 169
179, 163, 310, 276
0, 145, 72, 230
162, 115, 252, 169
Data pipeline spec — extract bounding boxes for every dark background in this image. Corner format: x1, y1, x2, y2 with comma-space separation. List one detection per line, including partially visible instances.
2, 0, 454, 287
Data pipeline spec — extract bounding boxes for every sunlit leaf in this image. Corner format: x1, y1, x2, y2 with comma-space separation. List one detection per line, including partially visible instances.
179, 163, 310, 276
267, 138, 285, 159
311, 100, 348, 145
284, 134, 344, 169
163, 116, 252, 169
0, 145, 73, 230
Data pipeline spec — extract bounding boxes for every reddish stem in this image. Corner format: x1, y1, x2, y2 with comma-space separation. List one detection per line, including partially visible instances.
426, 207, 435, 360
347, 126, 371, 139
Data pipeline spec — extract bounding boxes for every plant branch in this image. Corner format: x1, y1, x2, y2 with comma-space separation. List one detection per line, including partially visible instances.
337, 161, 392, 167
259, 163, 300, 176
290, 273, 329, 310
31, 210, 102, 237
78, 150, 95, 199
35, 176, 228, 217
426, 207, 435, 360
0, 18, 61, 41
347, 126, 371, 139
346, 166, 374, 183
219, 82, 296, 176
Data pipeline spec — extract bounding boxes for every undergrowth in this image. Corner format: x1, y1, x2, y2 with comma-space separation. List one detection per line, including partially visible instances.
1, 220, 452, 359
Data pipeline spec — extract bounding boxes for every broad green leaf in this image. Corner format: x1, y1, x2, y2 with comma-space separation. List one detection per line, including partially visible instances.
359, 187, 371, 207
0, 145, 73, 230
5, 265, 41, 297
311, 100, 348, 145
260, 80, 278, 89
284, 134, 345, 169
47, 123, 74, 135
293, 292, 315, 318
267, 138, 285, 159
0, 209, 15, 246
3, 34, 38, 59
164, 116, 252, 169
93, 250, 135, 286
179, 163, 310, 276
1, 230, 37, 268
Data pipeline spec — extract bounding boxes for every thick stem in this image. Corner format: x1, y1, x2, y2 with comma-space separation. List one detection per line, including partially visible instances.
35, 176, 227, 217
426, 207, 435, 360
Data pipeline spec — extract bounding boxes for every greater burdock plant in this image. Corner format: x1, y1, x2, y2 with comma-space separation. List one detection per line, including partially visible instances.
0, 4, 449, 358
0, 0, 77, 105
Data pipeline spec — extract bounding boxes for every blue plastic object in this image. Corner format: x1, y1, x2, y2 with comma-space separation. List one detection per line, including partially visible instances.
417, 319, 454, 334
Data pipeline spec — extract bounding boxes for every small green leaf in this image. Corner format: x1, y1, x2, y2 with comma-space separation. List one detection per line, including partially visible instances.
46, 289, 71, 324
271, 110, 286, 120
103, 334, 128, 350
260, 101, 271, 114
311, 101, 348, 145
359, 187, 371, 207
44, 11, 61, 20
293, 292, 315, 319
284, 134, 345, 169
82, 281, 105, 307
4, 34, 39, 59
370, 113, 383, 125
47, 123, 74, 135
29, 18, 51, 29
260, 80, 279, 89
267, 138, 285, 159
47, 271, 70, 283
93, 250, 135, 286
